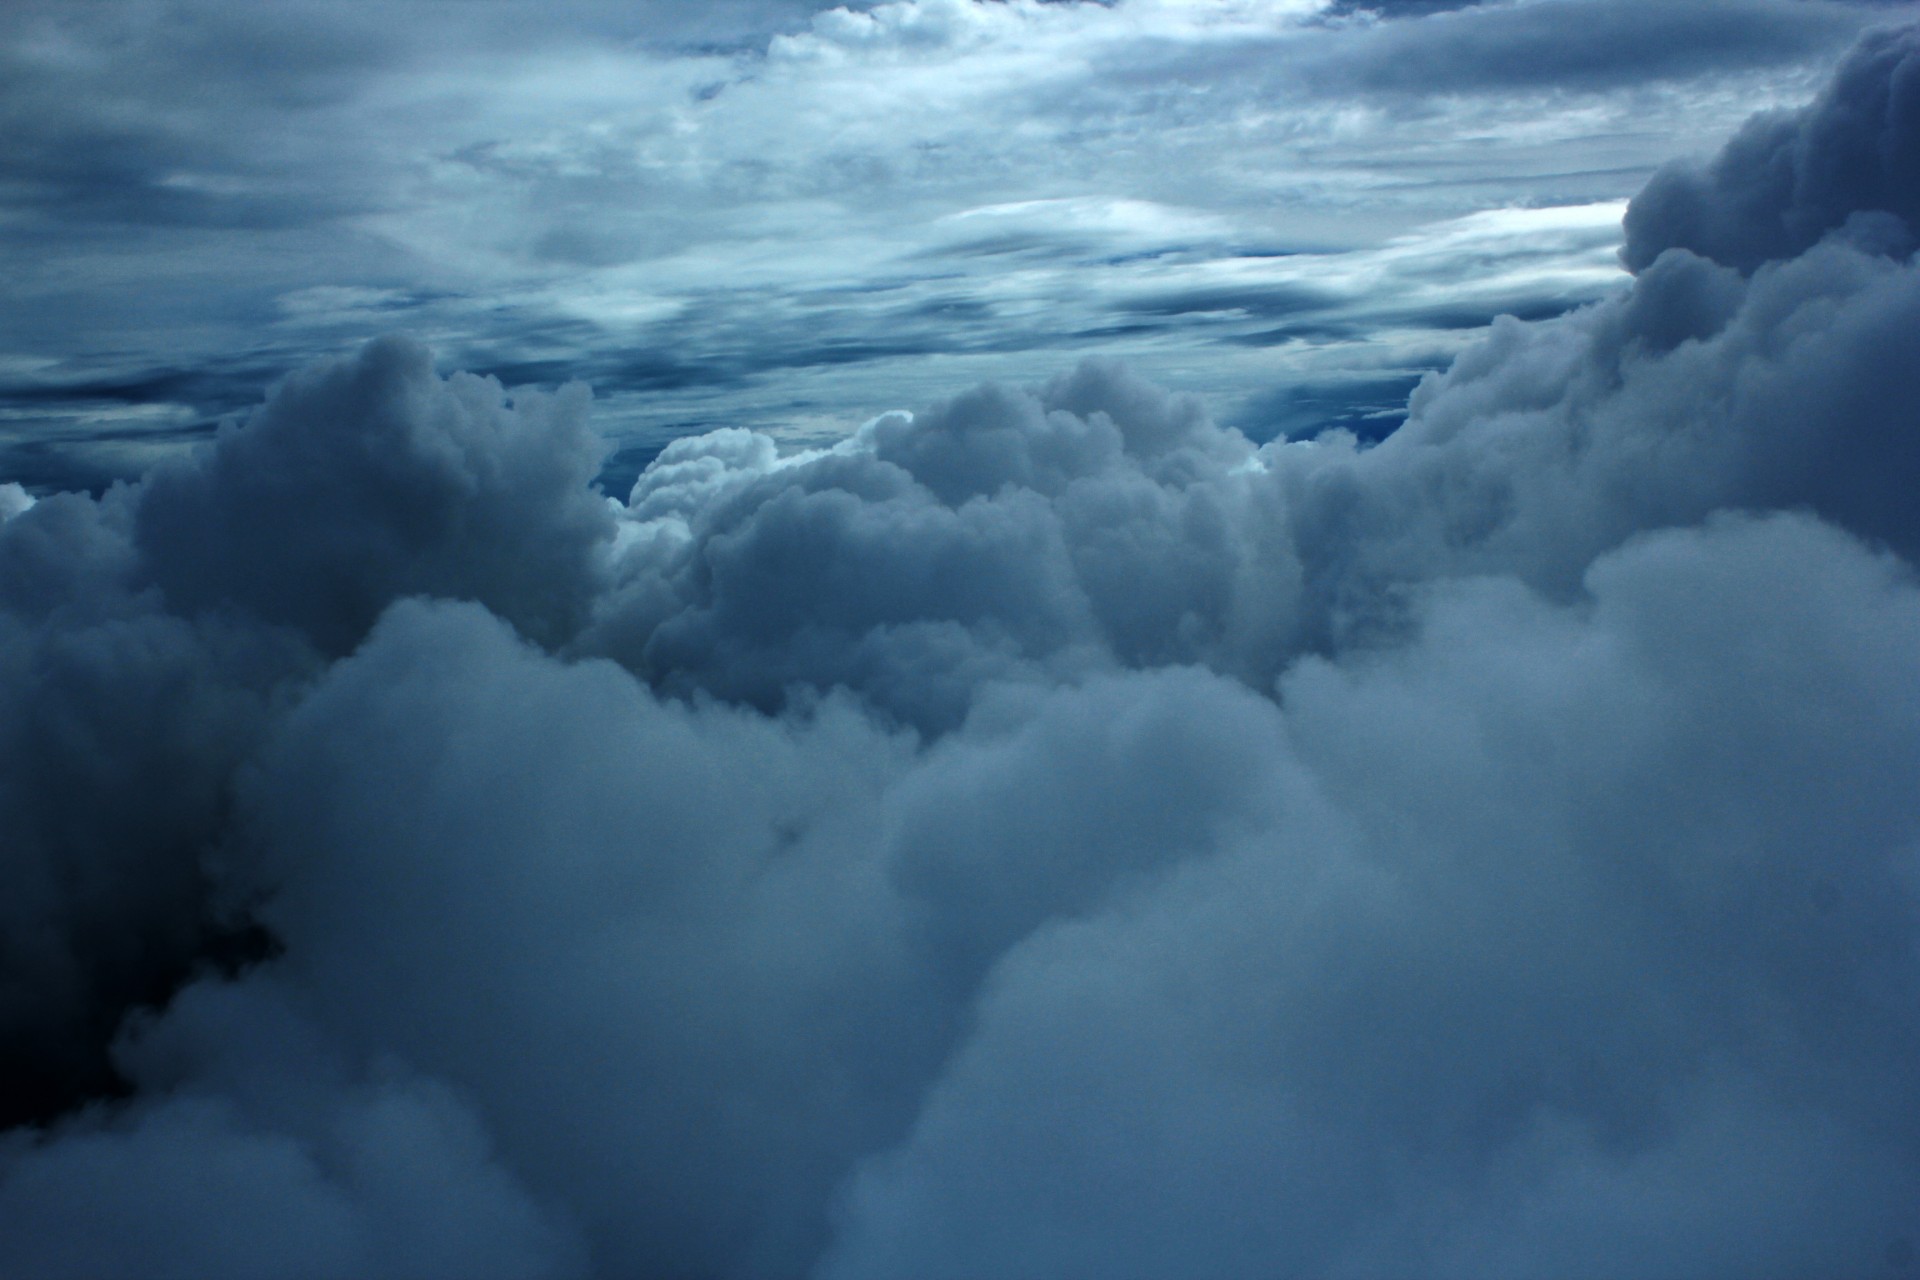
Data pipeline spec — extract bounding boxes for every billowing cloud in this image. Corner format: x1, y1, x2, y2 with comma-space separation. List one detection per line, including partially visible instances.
136, 335, 613, 654
818, 508, 1920, 1280
1624, 21, 1920, 270
2, 19, 1919, 1280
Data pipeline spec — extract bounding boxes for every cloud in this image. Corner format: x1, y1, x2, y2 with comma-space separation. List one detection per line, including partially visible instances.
575, 184, 1920, 724
0, 981, 583, 1279
136, 335, 614, 654
1301, 0, 1873, 96
1, 18, 1919, 1280
4, 0, 1887, 490
1624, 19, 1920, 270
0, 486, 312, 1129
817, 510, 1920, 1280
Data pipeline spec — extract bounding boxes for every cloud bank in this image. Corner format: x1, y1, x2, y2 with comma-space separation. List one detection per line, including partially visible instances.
3, 0, 1890, 491
3, 21, 1920, 1278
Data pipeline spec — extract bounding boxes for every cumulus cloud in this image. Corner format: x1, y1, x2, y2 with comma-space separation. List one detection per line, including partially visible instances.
2, 20, 1920, 1279
818, 509, 1920, 1280
1624, 20, 1920, 271
1, 980, 583, 1280
135, 335, 613, 654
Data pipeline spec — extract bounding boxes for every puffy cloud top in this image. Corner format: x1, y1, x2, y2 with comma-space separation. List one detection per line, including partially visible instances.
136, 336, 613, 655
1624, 21, 1920, 271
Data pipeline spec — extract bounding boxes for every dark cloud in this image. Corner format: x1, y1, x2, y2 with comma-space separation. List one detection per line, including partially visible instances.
0, 358, 292, 444
1147, 0, 1880, 99
0, 979, 584, 1278
1, 20, 1920, 1280
6, 0, 1873, 497
0, 486, 313, 1131
0, 0, 878, 231
820, 511, 1920, 1280
136, 337, 614, 655
0, 433, 208, 501
1341, 0, 1873, 93
1115, 283, 1337, 319
1624, 19, 1920, 270
0, 5, 392, 231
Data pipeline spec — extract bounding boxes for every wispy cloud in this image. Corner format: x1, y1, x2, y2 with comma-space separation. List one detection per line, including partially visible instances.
0, 0, 1889, 490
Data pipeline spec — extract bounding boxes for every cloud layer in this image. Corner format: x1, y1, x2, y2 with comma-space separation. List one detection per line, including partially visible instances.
1, 0, 1891, 491
3, 20, 1920, 1278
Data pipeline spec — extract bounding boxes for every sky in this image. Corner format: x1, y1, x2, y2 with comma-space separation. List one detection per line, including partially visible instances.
0, 0, 1896, 493
4, 3, 1920, 1278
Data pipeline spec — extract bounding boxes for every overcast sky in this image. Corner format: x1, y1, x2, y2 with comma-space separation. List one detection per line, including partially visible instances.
0, 0, 1893, 490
